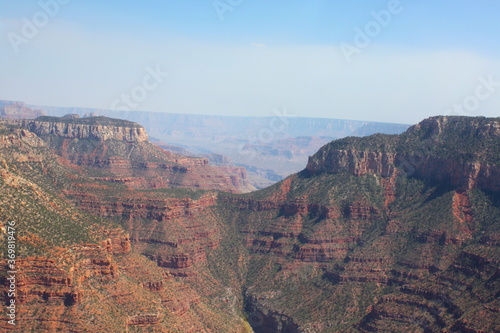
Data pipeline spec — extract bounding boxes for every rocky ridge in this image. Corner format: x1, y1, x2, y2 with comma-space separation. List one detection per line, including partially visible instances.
15, 115, 149, 142
306, 116, 500, 191
215, 116, 500, 332
6, 115, 254, 193
17, 99, 411, 187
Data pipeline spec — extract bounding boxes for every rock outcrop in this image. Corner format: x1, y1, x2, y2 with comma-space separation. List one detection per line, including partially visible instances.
17, 116, 149, 142
0, 120, 250, 332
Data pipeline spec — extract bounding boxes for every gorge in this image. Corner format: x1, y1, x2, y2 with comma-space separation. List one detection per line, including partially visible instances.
0, 115, 499, 332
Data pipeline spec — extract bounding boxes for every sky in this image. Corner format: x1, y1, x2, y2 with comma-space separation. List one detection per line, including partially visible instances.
0, 0, 499, 124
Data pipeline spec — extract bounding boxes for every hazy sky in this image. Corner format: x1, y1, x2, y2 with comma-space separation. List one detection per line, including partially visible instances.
1, 0, 499, 124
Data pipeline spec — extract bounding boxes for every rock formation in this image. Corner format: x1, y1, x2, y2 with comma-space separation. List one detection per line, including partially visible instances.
17, 116, 149, 142
8, 115, 254, 193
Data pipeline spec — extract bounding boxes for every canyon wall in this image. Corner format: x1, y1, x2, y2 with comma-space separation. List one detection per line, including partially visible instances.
1, 116, 499, 332
306, 116, 500, 191
16, 116, 149, 142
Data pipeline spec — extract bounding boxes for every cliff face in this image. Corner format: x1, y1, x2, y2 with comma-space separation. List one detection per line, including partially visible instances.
307, 148, 500, 192
18, 116, 149, 142
306, 116, 500, 191
306, 148, 397, 177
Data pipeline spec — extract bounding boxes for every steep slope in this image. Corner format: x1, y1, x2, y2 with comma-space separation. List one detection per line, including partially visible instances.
0, 122, 252, 332
212, 116, 500, 332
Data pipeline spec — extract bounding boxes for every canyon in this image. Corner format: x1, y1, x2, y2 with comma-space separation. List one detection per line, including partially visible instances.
0, 100, 410, 188
0, 115, 499, 332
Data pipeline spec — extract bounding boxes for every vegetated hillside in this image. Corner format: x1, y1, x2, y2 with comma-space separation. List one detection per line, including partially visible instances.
0, 121, 253, 332
215, 116, 499, 332
1, 115, 499, 332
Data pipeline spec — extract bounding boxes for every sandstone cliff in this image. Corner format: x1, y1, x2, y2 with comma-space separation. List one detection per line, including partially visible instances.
17, 115, 149, 142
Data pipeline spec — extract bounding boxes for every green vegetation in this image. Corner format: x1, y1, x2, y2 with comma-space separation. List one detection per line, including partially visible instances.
0, 133, 119, 259
35, 115, 142, 127
398, 116, 500, 164
136, 187, 208, 200
470, 189, 500, 233
326, 133, 399, 152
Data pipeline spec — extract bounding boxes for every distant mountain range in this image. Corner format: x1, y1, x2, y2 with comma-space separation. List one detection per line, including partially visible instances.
1, 100, 410, 188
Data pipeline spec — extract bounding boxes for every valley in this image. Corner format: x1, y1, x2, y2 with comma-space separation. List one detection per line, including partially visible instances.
0, 113, 498, 332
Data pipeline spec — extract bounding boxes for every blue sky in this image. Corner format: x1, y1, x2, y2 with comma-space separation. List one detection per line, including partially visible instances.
1, 0, 499, 123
